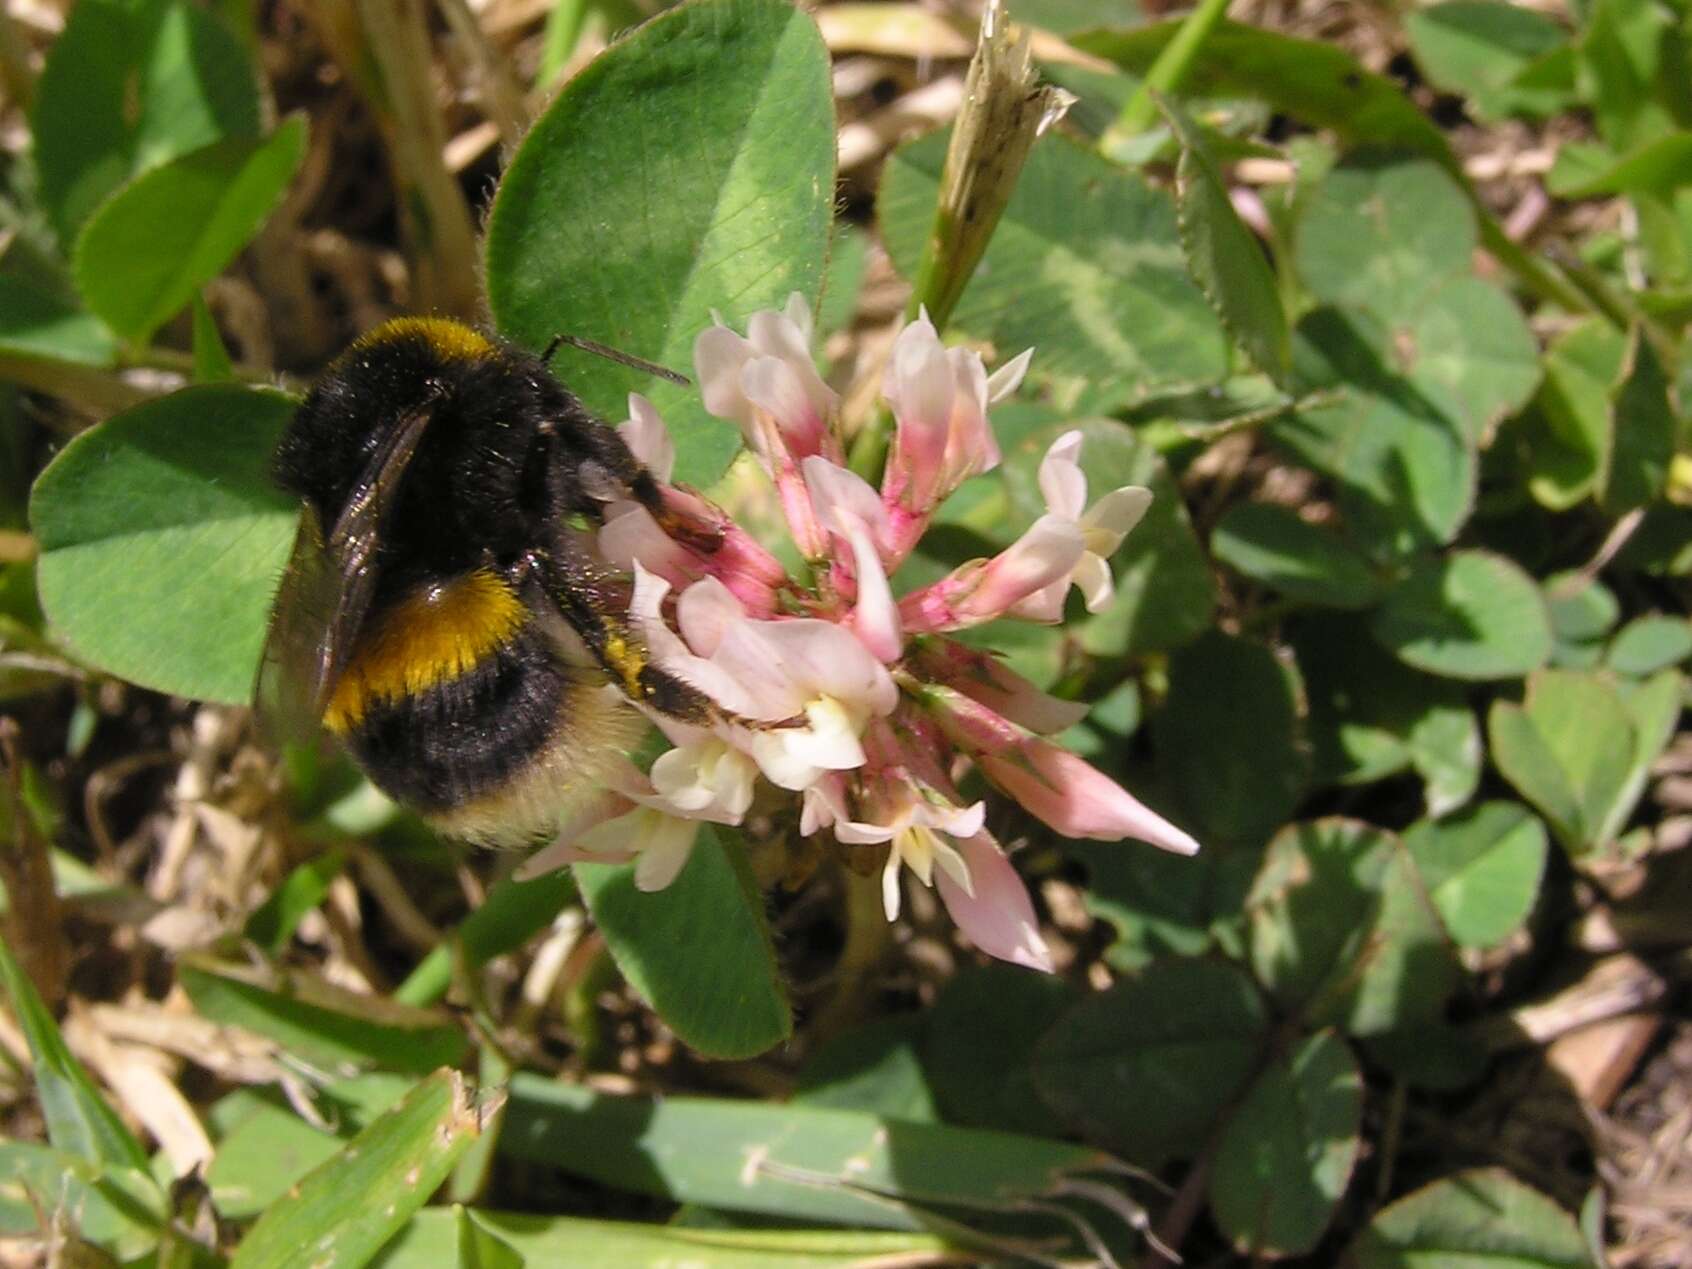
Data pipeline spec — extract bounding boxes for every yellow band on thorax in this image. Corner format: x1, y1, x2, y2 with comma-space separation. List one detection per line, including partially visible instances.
323, 570, 526, 733
351, 317, 495, 364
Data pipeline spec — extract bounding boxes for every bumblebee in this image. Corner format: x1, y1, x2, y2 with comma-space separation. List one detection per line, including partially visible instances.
260, 316, 714, 843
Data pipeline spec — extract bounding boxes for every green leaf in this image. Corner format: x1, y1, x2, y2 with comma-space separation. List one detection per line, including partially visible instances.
1247, 819, 1461, 1035
575, 824, 790, 1059
1488, 668, 1671, 856
1067, 842, 1239, 972
1405, 3, 1573, 123
243, 848, 348, 954
0, 276, 117, 368
206, 1076, 413, 1218
1407, 701, 1485, 819
1076, 21, 1450, 163
1000, 417, 1215, 657
180, 957, 469, 1075
502, 1077, 1114, 1235
1371, 551, 1552, 680
1602, 324, 1675, 512
878, 130, 1229, 401
1579, 0, 1683, 154
1156, 631, 1307, 848
1276, 153, 1538, 554
794, 1016, 937, 1122
191, 294, 236, 382
1274, 308, 1475, 556
1545, 572, 1620, 648
1349, 1167, 1596, 1268
1297, 154, 1476, 316
485, 0, 834, 486
0, 937, 150, 1171
1520, 320, 1627, 510
1160, 95, 1289, 383
379, 1207, 955, 1269
1032, 958, 1268, 1168
1208, 1030, 1362, 1256
1404, 802, 1549, 948
0, 1143, 165, 1260
209, 1100, 354, 1220
33, 0, 262, 240
923, 965, 1078, 1135
1607, 615, 1692, 675
1290, 613, 1479, 810
73, 122, 307, 346
1547, 132, 1692, 197
30, 385, 298, 705
231, 1071, 495, 1269
1211, 502, 1380, 608
395, 867, 579, 1007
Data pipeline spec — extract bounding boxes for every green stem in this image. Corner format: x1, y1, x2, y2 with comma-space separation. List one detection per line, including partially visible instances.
1478, 215, 1595, 318
538, 0, 590, 89
1109, 0, 1231, 139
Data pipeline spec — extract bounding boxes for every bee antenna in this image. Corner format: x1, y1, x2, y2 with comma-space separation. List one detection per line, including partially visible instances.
542, 334, 692, 387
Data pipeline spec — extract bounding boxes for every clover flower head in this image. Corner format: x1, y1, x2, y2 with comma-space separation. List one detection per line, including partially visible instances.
534, 295, 1197, 968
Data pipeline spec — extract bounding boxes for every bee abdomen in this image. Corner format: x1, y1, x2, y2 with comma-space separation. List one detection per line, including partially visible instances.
322, 570, 565, 814
340, 628, 573, 815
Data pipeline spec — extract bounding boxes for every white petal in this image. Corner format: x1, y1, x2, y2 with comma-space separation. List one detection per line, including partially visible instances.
1082, 485, 1153, 548
1007, 579, 1069, 624
782, 291, 815, 344
1037, 431, 1087, 521
617, 394, 675, 483
598, 503, 692, 579
633, 814, 700, 891
1075, 551, 1116, 613
693, 325, 753, 425
675, 576, 744, 656
834, 817, 896, 845
886, 318, 953, 432
986, 347, 1034, 403
882, 859, 903, 921
803, 455, 889, 548
742, 357, 814, 438
751, 619, 898, 718
923, 798, 986, 839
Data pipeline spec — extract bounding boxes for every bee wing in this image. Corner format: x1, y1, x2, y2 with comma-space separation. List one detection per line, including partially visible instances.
254, 403, 436, 742
254, 506, 341, 747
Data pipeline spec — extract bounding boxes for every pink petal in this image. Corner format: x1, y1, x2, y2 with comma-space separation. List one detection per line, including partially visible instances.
912, 642, 1089, 735
803, 456, 892, 555
959, 516, 1085, 623
981, 742, 1200, 854
743, 357, 825, 458
936, 834, 1054, 972
842, 519, 903, 663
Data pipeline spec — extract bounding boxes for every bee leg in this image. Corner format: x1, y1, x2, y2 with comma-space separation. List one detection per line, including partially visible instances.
538, 411, 724, 554
521, 544, 717, 728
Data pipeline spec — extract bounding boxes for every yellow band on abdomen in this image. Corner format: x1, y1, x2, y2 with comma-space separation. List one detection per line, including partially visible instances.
323, 570, 527, 733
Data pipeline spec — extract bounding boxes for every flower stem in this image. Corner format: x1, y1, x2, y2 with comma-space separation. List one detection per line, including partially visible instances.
1105, 0, 1230, 143
811, 866, 894, 1042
